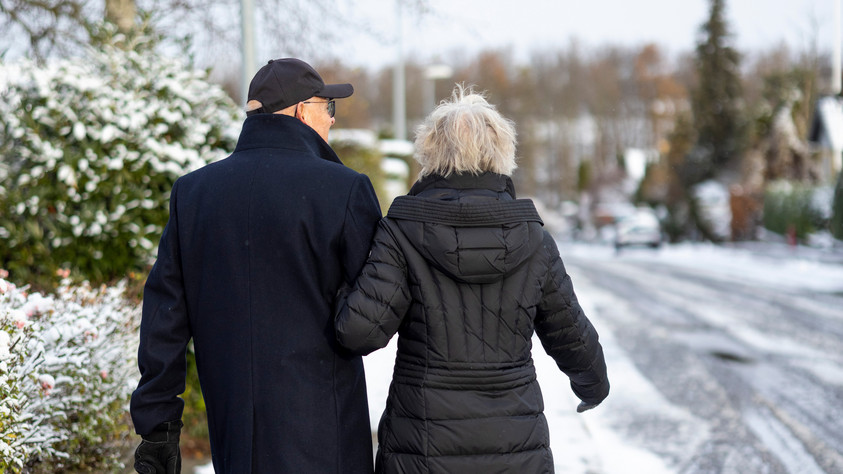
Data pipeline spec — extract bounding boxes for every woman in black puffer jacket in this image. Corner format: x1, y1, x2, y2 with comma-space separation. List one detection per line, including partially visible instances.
335, 85, 609, 474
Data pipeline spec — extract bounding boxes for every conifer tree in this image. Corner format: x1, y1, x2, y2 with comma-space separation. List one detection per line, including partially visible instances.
689, 0, 746, 182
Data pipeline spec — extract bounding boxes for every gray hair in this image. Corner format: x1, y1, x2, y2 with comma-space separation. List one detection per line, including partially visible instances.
245, 99, 297, 115
413, 84, 517, 177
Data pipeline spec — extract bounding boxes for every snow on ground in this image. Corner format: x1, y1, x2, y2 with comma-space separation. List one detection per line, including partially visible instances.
194, 462, 215, 474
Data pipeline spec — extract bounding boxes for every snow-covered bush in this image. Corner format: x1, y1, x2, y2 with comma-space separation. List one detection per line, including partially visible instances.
0, 33, 242, 289
0, 272, 140, 472
692, 180, 731, 241
0, 274, 32, 469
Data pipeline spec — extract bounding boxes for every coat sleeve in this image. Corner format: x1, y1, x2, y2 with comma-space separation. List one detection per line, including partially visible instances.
130, 179, 192, 435
340, 173, 383, 285
534, 233, 609, 405
335, 220, 411, 356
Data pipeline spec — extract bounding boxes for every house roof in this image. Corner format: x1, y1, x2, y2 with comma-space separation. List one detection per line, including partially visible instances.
808, 96, 843, 150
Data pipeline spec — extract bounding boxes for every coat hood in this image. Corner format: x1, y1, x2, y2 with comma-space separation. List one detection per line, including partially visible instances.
386, 173, 545, 284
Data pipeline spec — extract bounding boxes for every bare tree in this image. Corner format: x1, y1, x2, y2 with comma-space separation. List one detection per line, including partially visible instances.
0, 0, 96, 62
526, 43, 589, 203
105, 0, 134, 32
1, 0, 431, 66
633, 43, 688, 153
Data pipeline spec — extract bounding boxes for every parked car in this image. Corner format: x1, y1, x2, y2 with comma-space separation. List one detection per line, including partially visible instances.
614, 208, 662, 250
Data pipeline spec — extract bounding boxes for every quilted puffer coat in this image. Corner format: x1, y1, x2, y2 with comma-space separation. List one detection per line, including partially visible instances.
336, 172, 610, 473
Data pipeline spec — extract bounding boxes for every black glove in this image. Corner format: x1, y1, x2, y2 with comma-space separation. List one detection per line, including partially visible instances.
577, 401, 599, 413
134, 420, 183, 474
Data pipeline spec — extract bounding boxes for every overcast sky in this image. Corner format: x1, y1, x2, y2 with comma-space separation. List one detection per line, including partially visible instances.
329, 0, 840, 69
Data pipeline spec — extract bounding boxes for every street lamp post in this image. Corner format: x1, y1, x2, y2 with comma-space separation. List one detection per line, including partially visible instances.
834, 0, 841, 95
392, 0, 407, 140
241, 0, 257, 105
424, 64, 454, 114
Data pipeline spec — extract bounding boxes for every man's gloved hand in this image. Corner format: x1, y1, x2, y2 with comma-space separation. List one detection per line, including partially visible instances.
577, 401, 599, 413
134, 420, 183, 474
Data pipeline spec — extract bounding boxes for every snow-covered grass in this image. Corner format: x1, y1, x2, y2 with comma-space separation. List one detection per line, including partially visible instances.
0, 273, 139, 472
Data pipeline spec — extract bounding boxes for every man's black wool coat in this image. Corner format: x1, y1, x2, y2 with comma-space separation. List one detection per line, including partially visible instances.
131, 114, 381, 473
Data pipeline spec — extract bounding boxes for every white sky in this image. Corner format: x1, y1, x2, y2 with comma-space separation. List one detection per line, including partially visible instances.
333, 0, 840, 69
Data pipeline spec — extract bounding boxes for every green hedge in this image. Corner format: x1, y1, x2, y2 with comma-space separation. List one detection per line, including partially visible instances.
762, 182, 827, 241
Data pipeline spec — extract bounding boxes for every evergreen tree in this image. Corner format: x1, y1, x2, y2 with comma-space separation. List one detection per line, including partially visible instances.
664, 113, 697, 241
690, 0, 746, 182
0, 29, 242, 289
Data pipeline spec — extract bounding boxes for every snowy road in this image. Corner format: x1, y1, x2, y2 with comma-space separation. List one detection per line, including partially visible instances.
556, 243, 843, 473
362, 242, 843, 474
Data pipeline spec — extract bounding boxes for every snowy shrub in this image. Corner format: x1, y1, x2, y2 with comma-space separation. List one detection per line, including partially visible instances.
0, 34, 242, 289
0, 272, 140, 472
0, 274, 32, 470
691, 180, 731, 241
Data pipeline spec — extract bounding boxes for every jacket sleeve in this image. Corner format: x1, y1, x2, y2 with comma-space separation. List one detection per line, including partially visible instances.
340, 173, 383, 285
534, 233, 609, 405
335, 220, 410, 356
130, 179, 192, 435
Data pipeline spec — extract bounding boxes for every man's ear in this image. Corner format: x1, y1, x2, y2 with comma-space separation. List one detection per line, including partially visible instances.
296, 103, 311, 125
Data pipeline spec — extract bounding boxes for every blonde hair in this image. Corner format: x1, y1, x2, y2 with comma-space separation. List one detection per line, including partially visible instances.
413, 84, 517, 177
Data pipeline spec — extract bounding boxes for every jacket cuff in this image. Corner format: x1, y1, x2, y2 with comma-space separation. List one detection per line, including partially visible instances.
141, 420, 183, 443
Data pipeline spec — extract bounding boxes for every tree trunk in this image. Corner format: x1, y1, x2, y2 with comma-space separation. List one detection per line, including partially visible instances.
105, 0, 136, 33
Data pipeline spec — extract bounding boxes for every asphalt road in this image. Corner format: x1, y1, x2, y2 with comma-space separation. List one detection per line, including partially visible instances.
564, 248, 843, 473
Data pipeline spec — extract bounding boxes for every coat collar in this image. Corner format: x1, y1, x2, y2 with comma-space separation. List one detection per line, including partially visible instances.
233, 114, 342, 164
389, 172, 541, 227
408, 172, 517, 198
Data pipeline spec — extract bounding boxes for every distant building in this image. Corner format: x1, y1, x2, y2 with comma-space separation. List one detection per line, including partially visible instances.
623, 147, 659, 184
808, 96, 843, 184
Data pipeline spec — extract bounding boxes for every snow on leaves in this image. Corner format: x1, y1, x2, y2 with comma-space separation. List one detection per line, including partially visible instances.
0, 38, 242, 288
0, 274, 140, 471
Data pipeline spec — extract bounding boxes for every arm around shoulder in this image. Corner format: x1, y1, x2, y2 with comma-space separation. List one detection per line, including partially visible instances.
335, 220, 410, 355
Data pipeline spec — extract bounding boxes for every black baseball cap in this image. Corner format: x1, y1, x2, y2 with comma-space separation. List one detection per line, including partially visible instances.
246, 58, 353, 116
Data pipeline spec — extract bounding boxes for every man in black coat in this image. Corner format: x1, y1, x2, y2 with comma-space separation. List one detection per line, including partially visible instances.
130, 58, 382, 473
